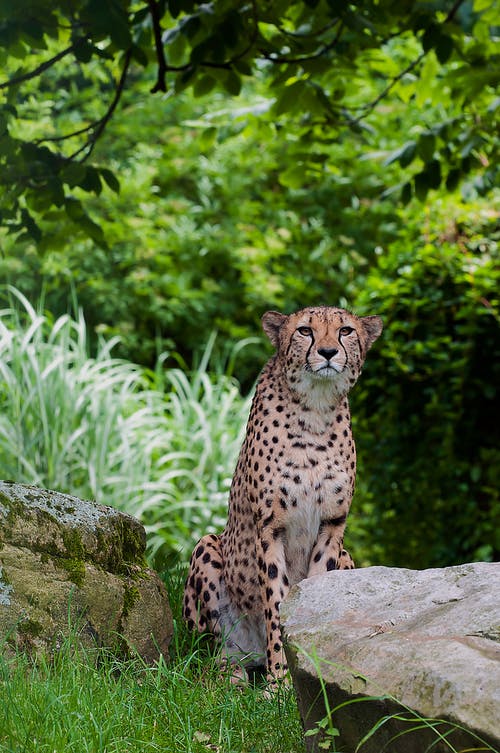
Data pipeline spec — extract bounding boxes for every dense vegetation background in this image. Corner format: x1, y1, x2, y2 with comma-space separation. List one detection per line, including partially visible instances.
0, 0, 498, 570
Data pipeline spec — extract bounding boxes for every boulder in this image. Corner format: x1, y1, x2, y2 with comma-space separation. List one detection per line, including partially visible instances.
0, 481, 172, 664
281, 563, 500, 753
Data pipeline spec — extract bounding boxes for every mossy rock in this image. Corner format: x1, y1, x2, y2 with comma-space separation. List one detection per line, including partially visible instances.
0, 481, 172, 664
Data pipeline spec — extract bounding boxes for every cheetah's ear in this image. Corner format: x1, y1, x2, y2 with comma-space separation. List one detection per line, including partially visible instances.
360, 315, 383, 350
262, 311, 287, 348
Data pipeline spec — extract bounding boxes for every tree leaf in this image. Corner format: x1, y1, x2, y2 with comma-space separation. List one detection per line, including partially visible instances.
79, 166, 103, 195
193, 75, 216, 97
417, 133, 436, 162
61, 162, 87, 187
279, 164, 305, 189
445, 168, 461, 191
131, 44, 149, 68
399, 141, 417, 168
101, 168, 120, 193
222, 70, 241, 96
436, 34, 454, 64
384, 141, 416, 167
401, 182, 413, 204
73, 37, 94, 63
21, 208, 42, 242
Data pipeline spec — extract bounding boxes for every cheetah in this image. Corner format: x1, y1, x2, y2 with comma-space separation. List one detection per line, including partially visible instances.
183, 306, 383, 684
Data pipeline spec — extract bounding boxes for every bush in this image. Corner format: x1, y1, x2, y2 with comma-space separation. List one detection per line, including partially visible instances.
351, 199, 500, 567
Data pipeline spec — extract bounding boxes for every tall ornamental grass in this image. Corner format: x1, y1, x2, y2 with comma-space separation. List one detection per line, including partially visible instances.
0, 288, 251, 566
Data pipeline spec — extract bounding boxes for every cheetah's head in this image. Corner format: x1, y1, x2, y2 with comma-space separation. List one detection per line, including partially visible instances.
262, 306, 382, 403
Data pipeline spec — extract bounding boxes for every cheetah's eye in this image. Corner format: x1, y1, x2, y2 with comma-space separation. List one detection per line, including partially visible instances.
297, 326, 313, 336
339, 326, 354, 337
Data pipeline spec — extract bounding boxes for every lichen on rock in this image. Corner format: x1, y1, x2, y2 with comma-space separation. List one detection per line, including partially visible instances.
0, 481, 172, 664
0, 565, 13, 606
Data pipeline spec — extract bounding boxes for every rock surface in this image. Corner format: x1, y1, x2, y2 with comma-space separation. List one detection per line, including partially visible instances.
0, 481, 172, 663
281, 562, 500, 753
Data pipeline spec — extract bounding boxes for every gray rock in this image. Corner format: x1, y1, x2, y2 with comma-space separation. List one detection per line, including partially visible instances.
0, 481, 172, 664
281, 563, 500, 753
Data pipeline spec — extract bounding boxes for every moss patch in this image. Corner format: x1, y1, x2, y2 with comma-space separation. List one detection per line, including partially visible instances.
62, 527, 85, 560
17, 618, 44, 638
122, 585, 141, 618
57, 557, 86, 587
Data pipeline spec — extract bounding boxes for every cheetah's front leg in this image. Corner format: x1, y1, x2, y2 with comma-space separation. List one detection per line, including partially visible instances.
307, 519, 354, 578
256, 533, 290, 682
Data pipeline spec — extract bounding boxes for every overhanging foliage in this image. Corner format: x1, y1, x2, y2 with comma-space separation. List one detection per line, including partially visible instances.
0, 0, 498, 243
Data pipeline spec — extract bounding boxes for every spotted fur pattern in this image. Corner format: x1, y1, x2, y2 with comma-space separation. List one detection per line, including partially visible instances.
183, 306, 383, 682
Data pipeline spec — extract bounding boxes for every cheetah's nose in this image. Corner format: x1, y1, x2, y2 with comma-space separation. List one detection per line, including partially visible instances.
318, 348, 338, 361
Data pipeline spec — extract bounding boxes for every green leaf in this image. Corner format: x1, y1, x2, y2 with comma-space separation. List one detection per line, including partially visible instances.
233, 59, 253, 76
435, 34, 454, 64
414, 159, 441, 199
47, 176, 65, 208
414, 171, 429, 200
61, 162, 87, 187
131, 44, 149, 67
65, 197, 85, 221
73, 38, 94, 63
199, 127, 217, 149
273, 81, 306, 117
101, 168, 120, 193
399, 141, 417, 168
21, 208, 42, 242
83, 0, 132, 49
78, 214, 106, 244
167, 32, 187, 65
180, 15, 201, 40
424, 159, 442, 189
193, 75, 216, 97
401, 182, 413, 204
417, 133, 436, 162
445, 168, 461, 191
168, 0, 184, 18
384, 141, 416, 168
279, 164, 305, 189
422, 24, 440, 53
222, 71, 241, 96
79, 166, 103, 195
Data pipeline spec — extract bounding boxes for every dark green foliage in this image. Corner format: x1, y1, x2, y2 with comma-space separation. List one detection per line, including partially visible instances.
351, 204, 500, 567
0, 84, 402, 384
1, 0, 499, 243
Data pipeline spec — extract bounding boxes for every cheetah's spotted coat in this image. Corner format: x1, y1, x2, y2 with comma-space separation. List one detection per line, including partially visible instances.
183, 306, 383, 682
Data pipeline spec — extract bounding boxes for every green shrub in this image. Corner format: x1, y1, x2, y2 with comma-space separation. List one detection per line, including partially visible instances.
351, 198, 500, 567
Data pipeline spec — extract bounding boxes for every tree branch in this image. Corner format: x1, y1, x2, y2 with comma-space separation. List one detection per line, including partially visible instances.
34, 123, 97, 145
68, 49, 132, 162
343, 0, 467, 127
0, 44, 76, 90
445, 0, 467, 23
147, 0, 260, 84
259, 20, 344, 65
348, 51, 426, 124
147, 0, 168, 93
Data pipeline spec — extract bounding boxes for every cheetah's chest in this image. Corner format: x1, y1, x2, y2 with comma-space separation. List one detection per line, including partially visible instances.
274, 408, 355, 511
269, 417, 354, 583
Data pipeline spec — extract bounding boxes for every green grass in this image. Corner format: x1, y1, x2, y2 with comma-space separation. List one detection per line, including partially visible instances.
0, 568, 304, 753
0, 652, 301, 753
